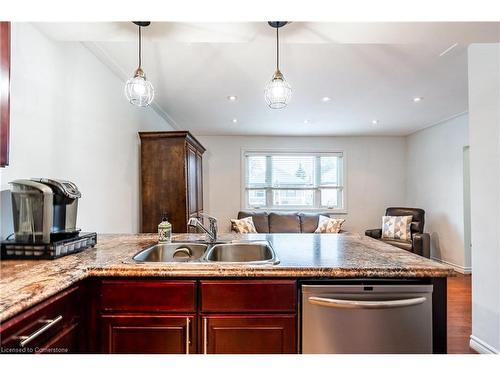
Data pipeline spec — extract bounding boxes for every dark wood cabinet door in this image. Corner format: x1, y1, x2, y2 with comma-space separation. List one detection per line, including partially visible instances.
100, 314, 196, 354
202, 315, 296, 354
186, 144, 198, 216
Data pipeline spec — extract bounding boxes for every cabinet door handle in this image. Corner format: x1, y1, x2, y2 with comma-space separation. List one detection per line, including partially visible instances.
18, 315, 63, 347
203, 317, 208, 354
185, 317, 191, 354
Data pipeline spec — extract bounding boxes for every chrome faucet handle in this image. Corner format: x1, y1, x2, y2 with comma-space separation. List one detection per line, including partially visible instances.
198, 212, 217, 223
187, 217, 204, 236
199, 214, 217, 233
187, 217, 200, 226
197, 213, 218, 242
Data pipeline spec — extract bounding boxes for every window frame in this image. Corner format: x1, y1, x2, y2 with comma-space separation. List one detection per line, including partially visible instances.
241, 149, 347, 213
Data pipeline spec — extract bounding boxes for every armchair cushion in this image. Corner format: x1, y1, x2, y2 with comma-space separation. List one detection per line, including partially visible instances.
381, 238, 413, 252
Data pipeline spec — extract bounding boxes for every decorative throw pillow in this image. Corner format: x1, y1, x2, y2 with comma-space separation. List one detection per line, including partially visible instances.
314, 215, 345, 233
381, 215, 412, 241
231, 216, 258, 233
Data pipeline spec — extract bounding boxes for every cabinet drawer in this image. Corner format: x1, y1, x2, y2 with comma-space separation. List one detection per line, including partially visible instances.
100, 280, 196, 313
0, 285, 80, 352
200, 280, 296, 313
37, 323, 80, 354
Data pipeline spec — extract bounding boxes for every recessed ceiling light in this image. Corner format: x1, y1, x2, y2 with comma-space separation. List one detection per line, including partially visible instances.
232, 118, 238, 123
413, 97, 423, 103
321, 96, 331, 102
304, 120, 310, 124
227, 95, 238, 102
372, 119, 379, 125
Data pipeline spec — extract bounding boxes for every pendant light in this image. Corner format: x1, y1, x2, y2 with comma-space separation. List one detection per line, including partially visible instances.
264, 21, 292, 109
125, 21, 155, 107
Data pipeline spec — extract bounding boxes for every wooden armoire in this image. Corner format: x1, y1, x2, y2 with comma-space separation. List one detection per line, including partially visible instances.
139, 131, 205, 233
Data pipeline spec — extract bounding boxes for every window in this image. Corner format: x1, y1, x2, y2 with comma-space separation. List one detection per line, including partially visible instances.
243, 151, 345, 210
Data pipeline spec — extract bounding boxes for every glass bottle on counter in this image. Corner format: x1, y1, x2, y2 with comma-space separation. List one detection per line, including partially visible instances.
158, 216, 172, 244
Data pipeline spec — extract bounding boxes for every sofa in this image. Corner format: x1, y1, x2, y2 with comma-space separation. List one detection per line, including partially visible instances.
236, 210, 342, 233
365, 207, 430, 258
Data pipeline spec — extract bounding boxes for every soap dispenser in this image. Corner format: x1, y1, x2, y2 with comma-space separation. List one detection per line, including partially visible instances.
158, 215, 172, 243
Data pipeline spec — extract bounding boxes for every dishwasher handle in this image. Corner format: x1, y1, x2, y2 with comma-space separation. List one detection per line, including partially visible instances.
308, 296, 426, 309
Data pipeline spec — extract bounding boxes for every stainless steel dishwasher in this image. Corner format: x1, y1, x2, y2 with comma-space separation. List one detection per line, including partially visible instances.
302, 284, 433, 354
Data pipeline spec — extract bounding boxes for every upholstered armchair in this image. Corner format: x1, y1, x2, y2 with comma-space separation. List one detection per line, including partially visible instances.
365, 207, 430, 258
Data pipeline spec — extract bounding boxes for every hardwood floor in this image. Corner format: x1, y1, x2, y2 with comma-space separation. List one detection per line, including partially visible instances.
447, 274, 475, 353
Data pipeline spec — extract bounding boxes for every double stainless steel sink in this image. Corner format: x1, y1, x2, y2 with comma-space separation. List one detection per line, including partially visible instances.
132, 240, 279, 265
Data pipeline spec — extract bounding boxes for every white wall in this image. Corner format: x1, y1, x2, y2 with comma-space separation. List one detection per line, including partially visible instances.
406, 114, 470, 272
0, 23, 173, 237
468, 43, 500, 354
197, 135, 407, 233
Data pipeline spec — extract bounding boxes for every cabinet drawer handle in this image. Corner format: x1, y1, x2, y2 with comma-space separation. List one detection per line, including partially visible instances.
185, 317, 191, 354
203, 317, 208, 354
18, 315, 63, 347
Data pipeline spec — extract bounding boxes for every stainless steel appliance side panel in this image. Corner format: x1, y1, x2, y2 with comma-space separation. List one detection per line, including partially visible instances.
10, 180, 54, 243
64, 199, 78, 230
302, 284, 433, 354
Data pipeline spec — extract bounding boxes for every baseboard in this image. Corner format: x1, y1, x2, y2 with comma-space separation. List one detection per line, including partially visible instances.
470, 335, 499, 354
431, 257, 472, 274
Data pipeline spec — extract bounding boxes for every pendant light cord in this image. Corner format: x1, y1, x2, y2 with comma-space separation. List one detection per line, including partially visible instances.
138, 25, 142, 68
276, 26, 279, 71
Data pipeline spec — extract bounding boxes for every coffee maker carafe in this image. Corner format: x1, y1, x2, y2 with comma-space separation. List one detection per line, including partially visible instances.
10, 178, 81, 243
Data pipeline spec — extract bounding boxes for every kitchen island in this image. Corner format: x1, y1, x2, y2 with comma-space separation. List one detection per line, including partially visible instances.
0, 233, 454, 354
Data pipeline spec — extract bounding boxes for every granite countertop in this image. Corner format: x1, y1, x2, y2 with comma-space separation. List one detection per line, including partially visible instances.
0, 232, 455, 321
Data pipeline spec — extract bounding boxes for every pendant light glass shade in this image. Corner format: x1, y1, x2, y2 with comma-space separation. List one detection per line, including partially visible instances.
125, 68, 155, 107
125, 23, 154, 107
265, 22, 291, 109
265, 69, 292, 109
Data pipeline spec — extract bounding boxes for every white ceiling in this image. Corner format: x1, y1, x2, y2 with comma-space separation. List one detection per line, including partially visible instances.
35, 22, 500, 136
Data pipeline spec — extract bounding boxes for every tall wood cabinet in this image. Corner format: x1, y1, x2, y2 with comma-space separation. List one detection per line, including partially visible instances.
139, 131, 205, 233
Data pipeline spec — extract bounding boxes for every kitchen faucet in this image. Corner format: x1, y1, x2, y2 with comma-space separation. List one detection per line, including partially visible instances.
187, 213, 218, 243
